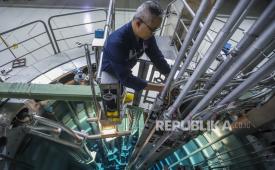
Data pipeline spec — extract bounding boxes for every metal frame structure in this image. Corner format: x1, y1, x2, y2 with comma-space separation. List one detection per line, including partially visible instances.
0, 0, 275, 169
48, 9, 108, 53
0, 20, 57, 68
128, 0, 275, 169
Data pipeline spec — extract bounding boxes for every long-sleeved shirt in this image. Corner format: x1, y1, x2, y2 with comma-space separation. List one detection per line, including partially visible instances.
102, 21, 170, 91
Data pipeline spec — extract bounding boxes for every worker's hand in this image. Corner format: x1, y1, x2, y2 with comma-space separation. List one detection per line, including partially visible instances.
144, 82, 165, 92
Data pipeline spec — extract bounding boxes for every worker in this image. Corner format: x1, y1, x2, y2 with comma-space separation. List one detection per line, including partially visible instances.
102, 0, 171, 93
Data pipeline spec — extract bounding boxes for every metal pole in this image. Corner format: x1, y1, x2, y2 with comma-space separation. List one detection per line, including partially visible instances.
205, 0, 275, 89
132, 0, 209, 168
85, 44, 100, 115
188, 21, 275, 120
159, 0, 177, 36
86, 117, 98, 122
160, 0, 209, 100
112, 0, 115, 31
129, 0, 209, 166
170, 3, 185, 46
165, 0, 252, 120
181, 0, 218, 43
105, 0, 114, 38
73, 130, 131, 139
142, 2, 255, 163
47, 9, 107, 53
219, 53, 275, 105
128, 127, 156, 168
235, 0, 275, 54
204, 55, 235, 89
0, 20, 57, 55
136, 132, 171, 169
33, 115, 82, 141
96, 0, 114, 82
30, 126, 61, 134
176, 0, 225, 79
29, 129, 81, 149
242, 42, 275, 74
135, 94, 206, 169
131, 1, 254, 167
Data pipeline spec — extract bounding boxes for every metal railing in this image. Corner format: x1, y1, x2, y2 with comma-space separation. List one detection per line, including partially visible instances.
48, 9, 108, 53
159, 0, 177, 36
0, 20, 56, 68
0, 1, 122, 168
127, 0, 275, 169
0, 20, 57, 116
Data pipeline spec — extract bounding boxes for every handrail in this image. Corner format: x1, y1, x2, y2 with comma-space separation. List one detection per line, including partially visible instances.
0, 20, 57, 68
0, 32, 45, 53
51, 19, 106, 31
0, 2, 116, 166
48, 9, 108, 53
159, 0, 177, 36
0, 43, 51, 68
0, 35, 17, 59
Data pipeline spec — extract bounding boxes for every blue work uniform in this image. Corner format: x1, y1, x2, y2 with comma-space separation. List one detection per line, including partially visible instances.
102, 22, 170, 91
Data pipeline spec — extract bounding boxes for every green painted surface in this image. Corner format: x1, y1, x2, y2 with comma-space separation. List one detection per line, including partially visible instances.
0, 82, 101, 101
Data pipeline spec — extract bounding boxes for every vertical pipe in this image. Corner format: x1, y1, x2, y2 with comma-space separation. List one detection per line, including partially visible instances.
204, 55, 235, 89
188, 21, 275, 119
176, 0, 225, 79
165, 0, 252, 120
170, 4, 185, 47
159, 0, 177, 36
135, 132, 171, 169
132, 0, 210, 168
219, 53, 275, 105
146, 2, 258, 162
85, 44, 100, 114
40, 21, 58, 54
235, 0, 275, 54
96, 0, 114, 82
159, 0, 209, 100
205, 0, 275, 89
130, 0, 210, 164
241, 39, 275, 74
48, 18, 61, 53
